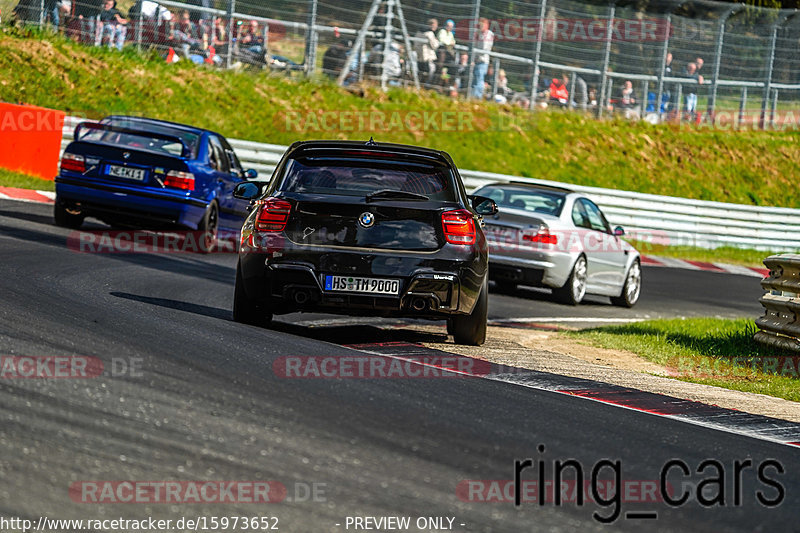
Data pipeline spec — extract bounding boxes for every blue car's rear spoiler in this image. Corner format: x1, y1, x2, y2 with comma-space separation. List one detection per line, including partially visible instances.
73, 122, 191, 158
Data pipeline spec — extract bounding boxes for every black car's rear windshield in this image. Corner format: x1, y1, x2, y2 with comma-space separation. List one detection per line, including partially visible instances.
478, 186, 566, 217
277, 157, 457, 201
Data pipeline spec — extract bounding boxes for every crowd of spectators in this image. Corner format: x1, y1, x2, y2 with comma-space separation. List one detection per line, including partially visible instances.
11, 1, 711, 120
10, 0, 299, 69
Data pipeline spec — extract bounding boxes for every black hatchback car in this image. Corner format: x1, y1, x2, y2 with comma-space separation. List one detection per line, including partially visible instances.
231, 140, 497, 345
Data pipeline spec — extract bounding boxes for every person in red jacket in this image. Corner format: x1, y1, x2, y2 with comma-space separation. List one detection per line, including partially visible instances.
549, 74, 569, 107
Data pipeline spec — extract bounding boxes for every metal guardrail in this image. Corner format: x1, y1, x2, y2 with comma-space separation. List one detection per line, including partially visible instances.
61, 116, 800, 251
754, 255, 800, 352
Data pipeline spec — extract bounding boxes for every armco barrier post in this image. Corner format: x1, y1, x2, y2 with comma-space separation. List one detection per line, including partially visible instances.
597, 1, 615, 118
0, 103, 65, 179
226, 0, 235, 69
304, 0, 318, 76
708, 5, 741, 122
528, 0, 547, 110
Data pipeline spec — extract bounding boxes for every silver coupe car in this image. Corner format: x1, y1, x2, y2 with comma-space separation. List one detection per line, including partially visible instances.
473, 182, 641, 306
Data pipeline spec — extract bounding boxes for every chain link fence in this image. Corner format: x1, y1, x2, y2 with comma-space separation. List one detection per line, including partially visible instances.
6, 0, 800, 129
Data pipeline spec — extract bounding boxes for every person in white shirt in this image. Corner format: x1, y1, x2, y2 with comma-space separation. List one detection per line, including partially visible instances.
415, 18, 440, 87
471, 17, 493, 99
436, 18, 456, 77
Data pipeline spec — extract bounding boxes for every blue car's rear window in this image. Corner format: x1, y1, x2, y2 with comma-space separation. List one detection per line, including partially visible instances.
83, 118, 201, 158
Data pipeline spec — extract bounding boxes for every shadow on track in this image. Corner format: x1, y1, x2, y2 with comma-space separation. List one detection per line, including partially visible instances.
110, 291, 447, 345
111, 292, 232, 321
490, 282, 612, 307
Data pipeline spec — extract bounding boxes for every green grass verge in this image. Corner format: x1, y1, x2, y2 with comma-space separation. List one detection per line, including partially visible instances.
0, 168, 55, 191
630, 240, 774, 268
570, 318, 800, 402
2, 27, 800, 207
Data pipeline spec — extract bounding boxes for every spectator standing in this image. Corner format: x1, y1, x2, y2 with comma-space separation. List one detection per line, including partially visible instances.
436, 19, 456, 76
415, 19, 440, 87
208, 16, 229, 64
549, 74, 569, 106
683, 62, 703, 121
471, 17, 493, 99
76, 0, 101, 44
239, 20, 266, 65
618, 80, 639, 119
43, 0, 60, 29
573, 75, 588, 111
173, 9, 205, 59
322, 30, 350, 79
662, 51, 673, 113
98, 0, 127, 50
453, 52, 469, 95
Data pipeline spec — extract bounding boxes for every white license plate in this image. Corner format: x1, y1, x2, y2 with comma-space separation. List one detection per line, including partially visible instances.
324, 275, 400, 295
108, 165, 145, 181
485, 225, 518, 242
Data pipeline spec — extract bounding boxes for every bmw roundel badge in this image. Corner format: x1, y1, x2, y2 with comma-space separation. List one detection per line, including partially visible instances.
358, 212, 375, 228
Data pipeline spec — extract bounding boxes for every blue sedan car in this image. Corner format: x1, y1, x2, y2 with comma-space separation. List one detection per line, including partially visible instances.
54, 115, 257, 250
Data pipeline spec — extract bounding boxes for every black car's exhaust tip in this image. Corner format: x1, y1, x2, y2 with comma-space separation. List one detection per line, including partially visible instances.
410, 297, 428, 311
293, 289, 311, 305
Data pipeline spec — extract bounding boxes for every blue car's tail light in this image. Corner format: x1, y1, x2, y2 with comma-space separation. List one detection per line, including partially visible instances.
164, 170, 195, 191
255, 198, 292, 232
60, 152, 85, 173
442, 209, 475, 245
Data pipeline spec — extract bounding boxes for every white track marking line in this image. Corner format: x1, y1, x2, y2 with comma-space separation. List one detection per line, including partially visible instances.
489, 317, 649, 324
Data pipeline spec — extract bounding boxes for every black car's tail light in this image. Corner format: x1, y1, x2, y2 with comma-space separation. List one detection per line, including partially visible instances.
60, 152, 85, 173
522, 225, 558, 245
164, 170, 196, 191
442, 209, 475, 245
255, 198, 292, 232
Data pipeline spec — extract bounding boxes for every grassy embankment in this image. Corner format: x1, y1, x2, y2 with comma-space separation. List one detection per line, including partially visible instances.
571, 318, 799, 402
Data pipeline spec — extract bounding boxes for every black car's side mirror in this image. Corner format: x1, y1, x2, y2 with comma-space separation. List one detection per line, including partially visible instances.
233, 181, 261, 200
244, 169, 258, 180
470, 195, 498, 216
613, 225, 625, 236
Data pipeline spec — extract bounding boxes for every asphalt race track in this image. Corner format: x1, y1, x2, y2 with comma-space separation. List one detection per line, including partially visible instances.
0, 199, 795, 533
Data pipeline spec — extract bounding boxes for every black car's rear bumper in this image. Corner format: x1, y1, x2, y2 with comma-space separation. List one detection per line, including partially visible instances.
238, 238, 487, 318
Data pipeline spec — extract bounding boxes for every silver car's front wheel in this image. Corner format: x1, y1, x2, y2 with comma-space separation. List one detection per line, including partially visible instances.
611, 259, 641, 307
554, 256, 587, 305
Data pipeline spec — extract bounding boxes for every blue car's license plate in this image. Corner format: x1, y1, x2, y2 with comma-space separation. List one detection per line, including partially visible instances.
107, 165, 145, 181
324, 275, 400, 295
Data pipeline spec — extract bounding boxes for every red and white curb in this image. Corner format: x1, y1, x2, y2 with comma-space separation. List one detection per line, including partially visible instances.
0, 186, 55, 204
349, 342, 800, 448
0, 186, 772, 278
641, 255, 768, 278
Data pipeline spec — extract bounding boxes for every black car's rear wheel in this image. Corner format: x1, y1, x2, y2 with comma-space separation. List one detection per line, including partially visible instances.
450, 278, 488, 346
233, 262, 272, 326
54, 201, 84, 229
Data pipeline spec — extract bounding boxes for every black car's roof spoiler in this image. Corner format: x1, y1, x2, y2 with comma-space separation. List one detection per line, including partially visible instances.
74, 122, 190, 158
